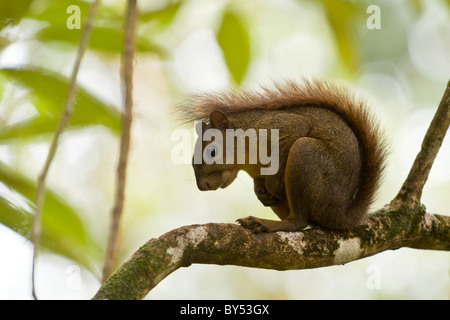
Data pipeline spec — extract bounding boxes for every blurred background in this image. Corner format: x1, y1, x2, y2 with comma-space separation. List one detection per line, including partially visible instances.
0, 0, 449, 299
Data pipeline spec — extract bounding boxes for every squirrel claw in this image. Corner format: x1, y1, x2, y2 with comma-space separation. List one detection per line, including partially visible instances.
254, 187, 279, 206
236, 216, 268, 234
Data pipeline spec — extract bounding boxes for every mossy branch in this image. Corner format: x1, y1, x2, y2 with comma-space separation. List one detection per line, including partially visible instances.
93, 208, 449, 300
392, 80, 450, 208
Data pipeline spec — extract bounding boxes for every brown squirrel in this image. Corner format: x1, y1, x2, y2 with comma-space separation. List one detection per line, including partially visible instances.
181, 80, 387, 232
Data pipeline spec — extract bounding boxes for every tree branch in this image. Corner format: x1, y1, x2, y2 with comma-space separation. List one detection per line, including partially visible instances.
93, 207, 449, 300
391, 80, 450, 208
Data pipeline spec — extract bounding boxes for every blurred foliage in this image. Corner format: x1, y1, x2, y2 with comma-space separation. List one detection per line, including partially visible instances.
0, 0, 186, 278
32, 0, 162, 54
318, 0, 363, 73
0, 67, 121, 142
0, 0, 447, 290
140, 2, 182, 24
0, 0, 33, 31
0, 164, 100, 272
217, 9, 250, 85
0, 0, 153, 274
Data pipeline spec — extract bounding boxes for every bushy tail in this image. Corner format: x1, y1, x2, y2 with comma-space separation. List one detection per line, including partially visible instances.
275, 80, 388, 228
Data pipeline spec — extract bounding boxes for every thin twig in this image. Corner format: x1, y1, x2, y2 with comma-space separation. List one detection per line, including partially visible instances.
102, 0, 138, 284
391, 80, 450, 208
30, 0, 101, 299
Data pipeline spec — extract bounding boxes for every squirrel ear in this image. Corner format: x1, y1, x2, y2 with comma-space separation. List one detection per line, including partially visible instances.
210, 110, 229, 131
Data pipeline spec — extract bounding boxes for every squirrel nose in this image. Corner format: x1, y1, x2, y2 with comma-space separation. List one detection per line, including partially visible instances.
197, 181, 211, 191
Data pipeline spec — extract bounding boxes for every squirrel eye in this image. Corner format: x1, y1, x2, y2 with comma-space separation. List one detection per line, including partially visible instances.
207, 145, 218, 158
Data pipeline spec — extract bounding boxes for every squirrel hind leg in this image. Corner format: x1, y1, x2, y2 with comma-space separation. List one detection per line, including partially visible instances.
285, 137, 359, 231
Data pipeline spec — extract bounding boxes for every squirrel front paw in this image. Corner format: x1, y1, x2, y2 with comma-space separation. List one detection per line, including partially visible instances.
254, 186, 279, 206
236, 216, 269, 233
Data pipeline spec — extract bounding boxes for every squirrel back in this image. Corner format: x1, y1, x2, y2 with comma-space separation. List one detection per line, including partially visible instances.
181, 80, 387, 230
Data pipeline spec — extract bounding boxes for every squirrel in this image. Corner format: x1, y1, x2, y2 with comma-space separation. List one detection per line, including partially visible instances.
180, 80, 387, 233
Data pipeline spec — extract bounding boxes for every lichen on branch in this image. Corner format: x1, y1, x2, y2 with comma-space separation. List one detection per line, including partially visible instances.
93, 207, 449, 300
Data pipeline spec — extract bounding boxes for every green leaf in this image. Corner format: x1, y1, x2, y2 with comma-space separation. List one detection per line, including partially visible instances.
217, 10, 251, 84
37, 24, 162, 54
28, 0, 162, 54
0, 66, 121, 142
140, 2, 182, 25
0, 0, 33, 30
0, 163, 101, 272
319, 0, 363, 73
0, 197, 32, 238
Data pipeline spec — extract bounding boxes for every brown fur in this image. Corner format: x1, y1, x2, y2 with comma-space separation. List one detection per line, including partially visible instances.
182, 80, 387, 232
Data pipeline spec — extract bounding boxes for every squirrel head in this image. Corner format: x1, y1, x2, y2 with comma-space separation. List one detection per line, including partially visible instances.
192, 110, 239, 191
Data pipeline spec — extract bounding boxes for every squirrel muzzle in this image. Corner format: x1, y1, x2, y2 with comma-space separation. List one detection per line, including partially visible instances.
195, 169, 238, 191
